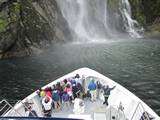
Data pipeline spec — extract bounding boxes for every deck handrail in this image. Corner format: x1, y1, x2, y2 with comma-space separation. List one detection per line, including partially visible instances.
0, 99, 22, 116
130, 102, 150, 120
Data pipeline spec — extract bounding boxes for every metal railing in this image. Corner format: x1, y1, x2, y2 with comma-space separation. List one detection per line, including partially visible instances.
131, 102, 151, 120
0, 99, 22, 116
0, 99, 38, 117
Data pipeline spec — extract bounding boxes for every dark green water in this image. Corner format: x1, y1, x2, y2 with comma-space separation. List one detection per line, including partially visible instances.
0, 38, 160, 115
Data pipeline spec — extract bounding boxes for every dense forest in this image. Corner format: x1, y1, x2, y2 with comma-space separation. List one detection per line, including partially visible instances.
129, 0, 160, 33
0, 0, 160, 59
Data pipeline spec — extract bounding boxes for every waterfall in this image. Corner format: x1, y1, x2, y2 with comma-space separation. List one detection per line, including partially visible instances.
119, 0, 143, 38
56, 0, 143, 41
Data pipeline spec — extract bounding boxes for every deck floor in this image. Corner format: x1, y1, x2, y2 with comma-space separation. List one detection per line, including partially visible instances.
51, 98, 107, 119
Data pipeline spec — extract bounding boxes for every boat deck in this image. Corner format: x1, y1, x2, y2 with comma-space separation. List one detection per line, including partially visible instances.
51, 98, 108, 120
2, 68, 159, 119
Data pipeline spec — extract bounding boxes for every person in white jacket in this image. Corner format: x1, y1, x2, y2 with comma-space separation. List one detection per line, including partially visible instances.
42, 96, 53, 117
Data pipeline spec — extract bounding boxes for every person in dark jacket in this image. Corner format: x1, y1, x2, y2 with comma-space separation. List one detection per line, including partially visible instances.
96, 81, 102, 99
52, 89, 61, 111
102, 85, 116, 106
56, 82, 63, 103
77, 83, 84, 99
72, 83, 79, 99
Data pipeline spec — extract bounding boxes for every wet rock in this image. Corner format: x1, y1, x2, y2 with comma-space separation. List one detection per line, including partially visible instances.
0, 0, 72, 59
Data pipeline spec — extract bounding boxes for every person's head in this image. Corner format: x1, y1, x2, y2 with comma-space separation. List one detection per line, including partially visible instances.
75, 74, 80, 78
66, 83, 70, 88
90, 78, 94, 82
44, 96, 50, 103
56, 82, 61, 87
36, 89, 40, 95
64, 79, 68, 84
45, 87, 49, 92
91, 79, 95, 83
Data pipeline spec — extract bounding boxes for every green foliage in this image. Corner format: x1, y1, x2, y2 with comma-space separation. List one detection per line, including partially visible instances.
12, 2, 20, 14
135, 11, 146, 25
129, 0, 160, 25
129, 0, 146, 25
9, 2, 21, 22
0, 18, 8, 32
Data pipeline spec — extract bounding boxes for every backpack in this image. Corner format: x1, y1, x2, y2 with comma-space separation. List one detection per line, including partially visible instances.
53, 91, 60, 101
62, 94, 70, 102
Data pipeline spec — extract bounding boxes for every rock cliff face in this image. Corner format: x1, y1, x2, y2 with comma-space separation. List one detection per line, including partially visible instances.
0, 0, 71, 59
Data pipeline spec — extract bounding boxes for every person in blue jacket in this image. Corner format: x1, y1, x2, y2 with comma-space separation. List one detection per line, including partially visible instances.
88, 79, 97, 101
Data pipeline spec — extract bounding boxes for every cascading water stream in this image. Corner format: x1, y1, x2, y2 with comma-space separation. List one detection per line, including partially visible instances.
119, 0, 144, 38
56, 0, 143, 41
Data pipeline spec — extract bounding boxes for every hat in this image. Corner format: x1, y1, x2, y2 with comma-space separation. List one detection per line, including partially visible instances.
44, 96, 50, 103
91, 79, 95, 82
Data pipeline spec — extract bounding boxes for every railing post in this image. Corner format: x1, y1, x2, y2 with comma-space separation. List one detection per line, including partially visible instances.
130, 102, 140, 120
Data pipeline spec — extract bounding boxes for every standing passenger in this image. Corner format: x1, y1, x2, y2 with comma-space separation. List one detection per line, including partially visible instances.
37, 88, 45, 102
96, 81, 102, 99
56, 82, 63, 103
88, 79, 97, 101
45, 87, 52, 98
102, 85, 116, 106
72, 83, 79, 99
64, 83, 72, 102
62, 91, 70, 109
77, 83, 84, 99
42, 96, 53, 117
75, 74, 82, 85
52, 89, 61, 111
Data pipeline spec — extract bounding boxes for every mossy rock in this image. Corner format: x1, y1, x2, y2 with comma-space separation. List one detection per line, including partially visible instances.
0, 17, 8, 32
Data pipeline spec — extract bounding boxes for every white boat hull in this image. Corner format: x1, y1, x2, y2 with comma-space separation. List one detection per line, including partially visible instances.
2, 67, 160, 120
